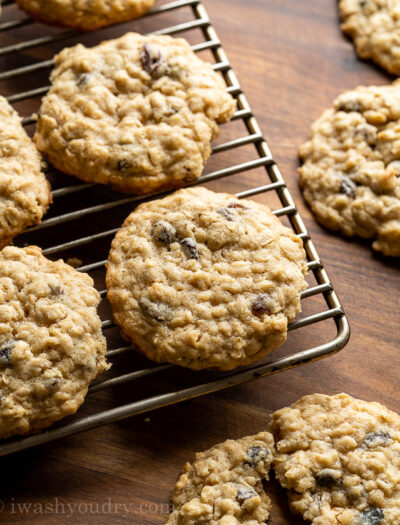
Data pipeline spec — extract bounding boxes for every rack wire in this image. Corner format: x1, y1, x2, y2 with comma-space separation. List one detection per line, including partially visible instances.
0, 0, 350, 456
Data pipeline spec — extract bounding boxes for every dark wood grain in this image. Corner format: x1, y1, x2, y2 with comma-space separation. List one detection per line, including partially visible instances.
0, 1, 399, 524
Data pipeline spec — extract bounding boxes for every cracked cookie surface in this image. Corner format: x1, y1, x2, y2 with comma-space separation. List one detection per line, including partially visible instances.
0, 96, 51, 249
271, 393, 400, 525
34, 32, 236, 194
15, 0, 155, 31
0, 246, 108, 439
106, 186, 307, 371
166, 432, 274, 525
299, 82, 400, 256
339, 0, 400, 75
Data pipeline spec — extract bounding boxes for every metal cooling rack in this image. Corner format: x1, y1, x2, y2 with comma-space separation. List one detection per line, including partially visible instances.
0, 0, 350, 456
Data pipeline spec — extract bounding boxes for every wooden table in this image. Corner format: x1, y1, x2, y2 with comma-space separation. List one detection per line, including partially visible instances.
0, 0, 399, 523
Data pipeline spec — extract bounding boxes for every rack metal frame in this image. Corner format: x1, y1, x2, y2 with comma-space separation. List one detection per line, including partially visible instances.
0, 0, 350, 456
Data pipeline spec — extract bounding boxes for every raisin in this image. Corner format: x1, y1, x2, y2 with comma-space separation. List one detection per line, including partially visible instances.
246, 446, 269, 466
46, 378, 60, 392
180, 238, 199, 259
141, 44, 166, 78
236, 486, 257, 505
117, 159, 132, 171
49, 284, 63, 296
362, 431, 391, 448
337, 99, 362, 112
151, 221, 177, 246
252, 294, 272, 316
0, 342, 14, 366
316, 469, 341, 487
339, 176, 357, 198
355, 124, 377, 146
77, 73, 90, 87
359, 508, 384, 525
227, 201, 248, 209
139, 298, 172, 322
217, 207, 236, 221
360, 0, 367, 7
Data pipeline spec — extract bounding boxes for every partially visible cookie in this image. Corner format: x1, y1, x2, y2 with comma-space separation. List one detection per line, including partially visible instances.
299, 82, 400, 257
0, 246, 108, 439
339, 0, 400, 75
0, 96, 51, 249
270, 393, 400, 525
106, 186, 307, 371
166, 432, 274, 525
16, 0, 155, 31
34, 32, 236, 194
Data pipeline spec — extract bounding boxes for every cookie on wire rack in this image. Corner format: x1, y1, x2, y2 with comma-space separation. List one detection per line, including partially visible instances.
0, 246, 109, 440
15, 0, 155, 31
0, 95, 51, 249
270, 393, 400, 525
34, 32, 236, 194
339, 0, 400, 75
166, 432, 275, 525
299, 81, 400, 257
106, 186, 308, 371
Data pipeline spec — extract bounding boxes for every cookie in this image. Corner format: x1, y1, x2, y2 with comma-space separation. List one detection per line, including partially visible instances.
106, 186, 307, 371
166, 432, 274, 525
0, 96, 51, 249
34, 33, 236, 194
15, 0, 155, 31
0, 246, 109, 439
299, 82, 400, 257
270, 393, 400, 525
339, 0, 400, 75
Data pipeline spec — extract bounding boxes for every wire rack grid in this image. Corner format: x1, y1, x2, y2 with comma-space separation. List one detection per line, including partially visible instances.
0, 0, 350, 456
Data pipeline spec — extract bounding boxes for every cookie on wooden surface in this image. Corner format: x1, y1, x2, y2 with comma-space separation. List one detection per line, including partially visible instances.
299, 82, 400, 257
339, 0, 400, 75
271, 393, 400, 525
166, 432, 274, 525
